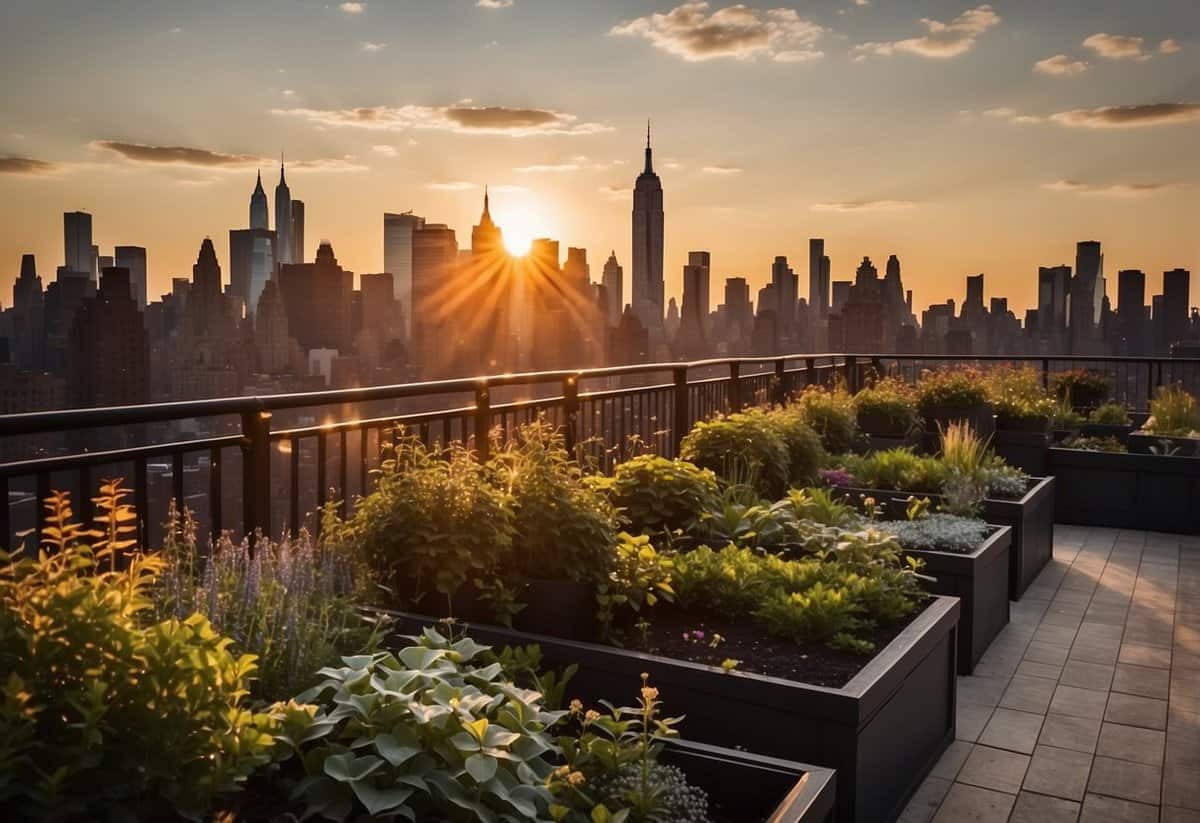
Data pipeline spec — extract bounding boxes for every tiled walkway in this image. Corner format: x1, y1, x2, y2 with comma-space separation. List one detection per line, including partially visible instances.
902, 526, 1200, 822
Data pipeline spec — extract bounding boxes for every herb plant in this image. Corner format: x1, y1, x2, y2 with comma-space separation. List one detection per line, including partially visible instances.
679, 409, 790, 498
601, 454, 719, 536
1089, 402, 1132, 426
916, 368, 989, 410
1144, 385, 1199, 438
982, 366, 1056, 424
853, 377, 920, 433
791, 385, 861, 454
1060, 434, 1128, 453
1053, 369, 1111, 411
764, 405, 828, 485
883, 513, 992, 553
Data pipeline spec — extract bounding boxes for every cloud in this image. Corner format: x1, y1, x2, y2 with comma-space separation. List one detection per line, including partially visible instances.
338, 2, 365, 12
0, 155, 58, 175
1050, 103, 1200, 129
610, 2, 825, 63
361, 41, 386, 52
91, 140, 364, 172
1042, 179, 1174, 197
514, 155, 619, 173
853, 4, 999, 59
982, 107, 1042, 124
599, 184, 632, 199
281, 88, 297, 97
426, 181, 478, 191
1035, 54, 1089, 76
489, 184, 529, 193
1083, 33, 1149, 60
273, 104, 610, 136
477, 0, 514, 7
1160, 38, 1181, 55
701, 164, 742, 174
371, 144, 397, 156
811, 199, 915, 213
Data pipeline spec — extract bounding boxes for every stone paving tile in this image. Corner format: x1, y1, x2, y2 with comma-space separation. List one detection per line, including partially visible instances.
1103, 692, 1168, 730
1060, 659, 1116, 691
957, 703, 994, 742
1162, 807, 1200, 822
978, 708, 1044, 755
1021, 744, 1092, 801
1039, 713, 1102, 753
1001, 675, 1058, 714
1016, 659, 1063, 681
1111, 662, 1170, 699
1118, 642, 1172, 669
957, 745, 1031, 794
931, 783, 1016, 823
1008, 791, 1081, 823
930, 740, 973, 781
1087, 756, 1161, 805
1095, 722, 1165, 766
1051, 684, 1111, 719
1166, 707, 1200, 770
1162, 763, 1200, 811
899, 776, 953, 823
1079, 793, 1159, 822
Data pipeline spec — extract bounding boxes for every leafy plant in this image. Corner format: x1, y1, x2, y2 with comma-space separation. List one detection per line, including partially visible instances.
938, 421, 991, 478
0, 485, 276, 821
939, 467, 987, 518
1051, 400, 1088, 430
784, 487, 862, 528
1060, 434, 1128, 453
601, 455, 719, 536
979, 462, 1029, 499
916, 368, 989, 410
853, 377, 920, 434
689, 487, 795, 551
596, 533, 676, 638
1052, 369, 1110, 412
679, 409, 790, 499
837, 449, 947, 492
1144, 385, 1199, 438
1089, 402, 1132, 426
764, 405, 828, 485
791, 385, 861, 454
883, 513, 991, 553
982, 366, 1055, 424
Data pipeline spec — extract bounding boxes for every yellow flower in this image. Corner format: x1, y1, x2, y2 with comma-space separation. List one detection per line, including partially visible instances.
567, 770, 586, 787
640, 686, 659, 702
449, 697, 461, 709
553, 765, 570, 779
568, 699, 583, 715
584, 709, 601, 724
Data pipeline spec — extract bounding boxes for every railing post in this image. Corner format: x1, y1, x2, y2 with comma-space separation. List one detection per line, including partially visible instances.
672, 366, 689, 457
241, 408, 271, 545
842, 358, 856, 392
474, 381, 491, 462
1041, 358, 1050, 391
729, 362, 742, 413
774, 358, 787, 406
562, 374, 580, 453
805, 357, 817, 388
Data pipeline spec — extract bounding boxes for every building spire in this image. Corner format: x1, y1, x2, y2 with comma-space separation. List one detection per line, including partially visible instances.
484, 184, 490, 217
643, 119, 654, 174
279, 151, 286, 184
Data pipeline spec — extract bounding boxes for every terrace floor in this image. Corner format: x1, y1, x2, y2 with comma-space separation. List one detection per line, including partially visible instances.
901, 526, 1200, 823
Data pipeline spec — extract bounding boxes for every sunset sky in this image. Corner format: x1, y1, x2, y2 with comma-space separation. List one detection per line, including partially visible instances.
1, 0, 1197, 314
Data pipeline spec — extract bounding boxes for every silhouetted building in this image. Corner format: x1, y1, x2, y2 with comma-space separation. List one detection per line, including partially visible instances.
411, 223, 458, 372
601, 251, 623, 326
43, 268, 94, 374
384, 211, 425, 340
1162, 268, 1191, 351
274, 161, 293, 266
1070, 241, 1104, 353
114, 245, 147, 308
253, 277, 296, 374
229, 228, 276, 316
278, 241, 354, 354
1038, 265, 1070, 335
677, 251, 711, 357
250, 170, 269, 230
291, 199, 305, 263
631, 124, 664, 331
68, 267, 149, 408
63, 211, 93, 283
1116, 269, 1147, 353
11, 254, 44, 370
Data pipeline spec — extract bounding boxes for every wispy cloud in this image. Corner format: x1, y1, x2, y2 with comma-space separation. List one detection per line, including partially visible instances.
1160, 38, 1181, 55
1034, 54, 1089, 76
1050, 103, 1200, 129
701, 164, 742, 174
982, 107, 1042, 124
610, 2, 825, 63
339, 2, 365, 13
599, 184, 632, 199
489, 184, 529, 193
477, 0, 514, 8
1042, 179, 1175, 197
91, 140, 365, 172
1083, 33, 1149, 60
371, 144, 397, 156
360, 41, 387, 52
853, 4, 999, 60
811, 199, 915, 213
426, 181, 477, 191
0, 155, 58, 175
273, 104, 611, 137
514, 155, 619, 173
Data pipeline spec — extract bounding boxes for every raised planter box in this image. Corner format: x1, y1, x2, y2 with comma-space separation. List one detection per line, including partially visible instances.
993, 427, 1051, 476
387, 596, 960, 823
834, 476, 1055, 601
663, 738, 836, 823
901, 526, 1011, 675
1127, 431, 1200, 457
1050, 447, 1200, 533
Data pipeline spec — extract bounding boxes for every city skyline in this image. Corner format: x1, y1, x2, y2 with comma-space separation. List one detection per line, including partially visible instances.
1, 0, 1198, 313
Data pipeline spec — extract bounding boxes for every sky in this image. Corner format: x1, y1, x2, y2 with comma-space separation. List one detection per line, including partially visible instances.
0, 0, 1198, 315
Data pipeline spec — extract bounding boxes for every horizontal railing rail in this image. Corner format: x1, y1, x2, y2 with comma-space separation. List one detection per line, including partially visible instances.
2, 352, 1197, 550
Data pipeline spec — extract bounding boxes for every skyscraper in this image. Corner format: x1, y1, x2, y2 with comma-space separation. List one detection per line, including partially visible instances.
601, 251, 623, 326
274, 161, 292, 267
631, 124, 664, 330
114, 245, 147, 308
410, 223, 458, 371
1037, 265, 1070, 333
1070, 241, 1104, 351
63, 211, 93, 279
277, 241, 354, 354
249, 170, 269, 230
229, 229, 275, 316
1116, 269, 1146, 353
1162, 268, 1191, 349
190, 238, 225, 336
290, 199, 305, 263
678, 251, 711, 357
11, 254, 44, 370
808, 239, 828, 318
68, 266, 149, 408
384, 211, 425, 340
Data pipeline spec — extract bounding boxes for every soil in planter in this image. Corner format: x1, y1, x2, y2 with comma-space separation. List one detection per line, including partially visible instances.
624, 605, 918, 688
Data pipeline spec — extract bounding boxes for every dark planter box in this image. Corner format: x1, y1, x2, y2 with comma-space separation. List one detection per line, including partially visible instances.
921, 403, 995, 451
993, 428, 1052, 476
387, 597, 961, 823
1050, 447, 1200, 533
1127, 431, 1200, 457
663, 738, 836, 823
835, 477, 1055, 601
902, 526, 1011, 675
863, 430, 923, 453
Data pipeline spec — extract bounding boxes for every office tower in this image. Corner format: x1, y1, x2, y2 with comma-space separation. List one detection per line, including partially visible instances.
963, 274, 985, 318
631, 124, 664, 330
831, 281, 851, 315
12, 254, 45, 370
410, 224, 458, 371
229, 229, 276, 316
384, 211, 425, 339
68, 267, 149, 408
97, 254, 113, 271
678, 251, 711, 356
808, 239, 828, 319
277, 241, 354, 354
770, 256, 797, 338
274, 162, 292, 266
601, 251, 623, 326
250, 170, 269, 230
291, 199, 305, 263
89, 245, 100, 283
465, 191, 515, 371
721, 276, 753, 350
359, 273, 398, 339
43, 268, 95, 374
188, 238, 227, 338
63, 211, 93, 279
1116, 270, 1146, 321
564, 247, 590, 287
253, 277, 293, 373
1037, 265, 1071, 333
1070, 241, 1104, 351
1162, 268, 1191, 348
470, 189, 503, 255
114, 245, 147, 308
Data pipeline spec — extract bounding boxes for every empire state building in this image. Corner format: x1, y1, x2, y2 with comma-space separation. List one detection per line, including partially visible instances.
631, 124, 664, 330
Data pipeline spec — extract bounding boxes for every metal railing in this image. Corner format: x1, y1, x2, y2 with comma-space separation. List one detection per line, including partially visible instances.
2, 352, 1198, 549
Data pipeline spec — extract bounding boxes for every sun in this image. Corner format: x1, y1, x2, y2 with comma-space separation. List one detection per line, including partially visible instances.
492, 193, 550, 257
503, 224, 535, 257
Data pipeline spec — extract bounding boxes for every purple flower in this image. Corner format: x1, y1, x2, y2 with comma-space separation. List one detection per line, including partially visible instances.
819, 468, 855, 488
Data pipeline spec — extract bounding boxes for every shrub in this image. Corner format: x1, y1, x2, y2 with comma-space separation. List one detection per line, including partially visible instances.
156, 505, 380, 702
916, 368, 989, 410
1061, 435, 1128, 453
765, 406, 828, 485
784, 487, 862, 528
838, 449, 947, 492
938, 421, 991, 478
334, 437, 514, 609
1144, 385, 1199, 438
488, 420, 618, 584
602, 455, 718, 535
1053, 369, 1110, 411
853, 377, 919, 434
982, 366, 1055, 424
980, 462, 1029, 499
689, 490, 794, 551
679, 409, 790, 498
883, 513, 992, 554
0, 486, 275, 820
1089, 402, 1132, 426
595, 533, 676, 637
791, 386, 860, 454
1052, 401, 1087, 430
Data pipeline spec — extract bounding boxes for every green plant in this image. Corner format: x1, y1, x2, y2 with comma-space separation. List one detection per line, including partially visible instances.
1089, 402, 1132, 426
838, 449, 947, 492
1060, 435, 1128, 453
791, 385, 861, 454
980, 462, 1029, 499
784, 487, 862, 528
331, 436, 515, 610
940, 467, 987, 518
982, 366, 1056, 424
270, 628, 565, 822
853, 377, 920, 433
883, 513, 991, 553
1053, 369, 1111, 411
1051, 400, 1087, 430
938, 421, 991, 478
765, 405, 828, 484
916, 368, 989, 410
1144, 385, 1199, 438
596, 533, 676, 638
601, 455, 719, 536
489, 419, 619, 584
679, 409, 790, 498
0, 486, 276, 820
689, 487, 795, 551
